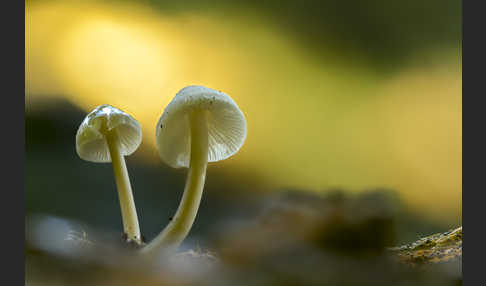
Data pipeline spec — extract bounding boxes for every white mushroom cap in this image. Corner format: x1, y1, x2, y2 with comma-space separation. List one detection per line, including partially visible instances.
156, 85, 247, 168
76, 104, 142, 163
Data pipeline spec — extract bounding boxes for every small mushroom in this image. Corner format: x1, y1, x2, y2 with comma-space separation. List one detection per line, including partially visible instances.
76, 104, 142, 245
141, 85, 247, 254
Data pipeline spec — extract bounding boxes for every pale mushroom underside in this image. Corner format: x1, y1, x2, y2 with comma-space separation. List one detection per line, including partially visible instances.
76, 105, 142, 163
156, 86, 247, 168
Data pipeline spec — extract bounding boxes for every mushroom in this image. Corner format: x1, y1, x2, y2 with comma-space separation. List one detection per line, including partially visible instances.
141, 85, 247, 254
76, 104, 142, 245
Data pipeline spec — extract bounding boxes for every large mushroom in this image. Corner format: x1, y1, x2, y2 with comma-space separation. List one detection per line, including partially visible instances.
76, 104, 143, 245
141, 85, 247, 254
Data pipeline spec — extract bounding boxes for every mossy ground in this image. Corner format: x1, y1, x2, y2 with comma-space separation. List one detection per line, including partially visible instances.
390, 226, 462, 265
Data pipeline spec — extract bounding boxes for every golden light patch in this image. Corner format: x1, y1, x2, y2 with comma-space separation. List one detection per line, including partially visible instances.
375, 65, 462, 221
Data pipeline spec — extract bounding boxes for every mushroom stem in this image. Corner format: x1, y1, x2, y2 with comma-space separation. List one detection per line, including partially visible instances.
106, 129, 142, 244
142, 109, 208, 254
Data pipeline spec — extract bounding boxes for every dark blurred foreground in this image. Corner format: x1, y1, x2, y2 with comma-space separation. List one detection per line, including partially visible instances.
26, 190, 461, 286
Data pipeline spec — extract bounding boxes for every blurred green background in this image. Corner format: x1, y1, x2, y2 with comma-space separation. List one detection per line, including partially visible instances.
25, 0, 461, 245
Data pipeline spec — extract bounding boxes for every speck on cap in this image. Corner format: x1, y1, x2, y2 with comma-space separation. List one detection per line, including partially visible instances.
76, 104, 142, 163
156, 85, 247, 168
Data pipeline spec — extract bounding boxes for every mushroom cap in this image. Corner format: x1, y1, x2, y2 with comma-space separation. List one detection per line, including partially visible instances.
156, 85, 247, 168
76, 104, 142, 163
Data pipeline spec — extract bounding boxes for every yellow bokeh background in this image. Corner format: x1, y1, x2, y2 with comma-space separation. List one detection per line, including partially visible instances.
25, 1, 461, 224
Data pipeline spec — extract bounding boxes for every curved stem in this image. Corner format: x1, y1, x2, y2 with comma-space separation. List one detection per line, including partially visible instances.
106, 129, 142, 244
141, 109, 208, 255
